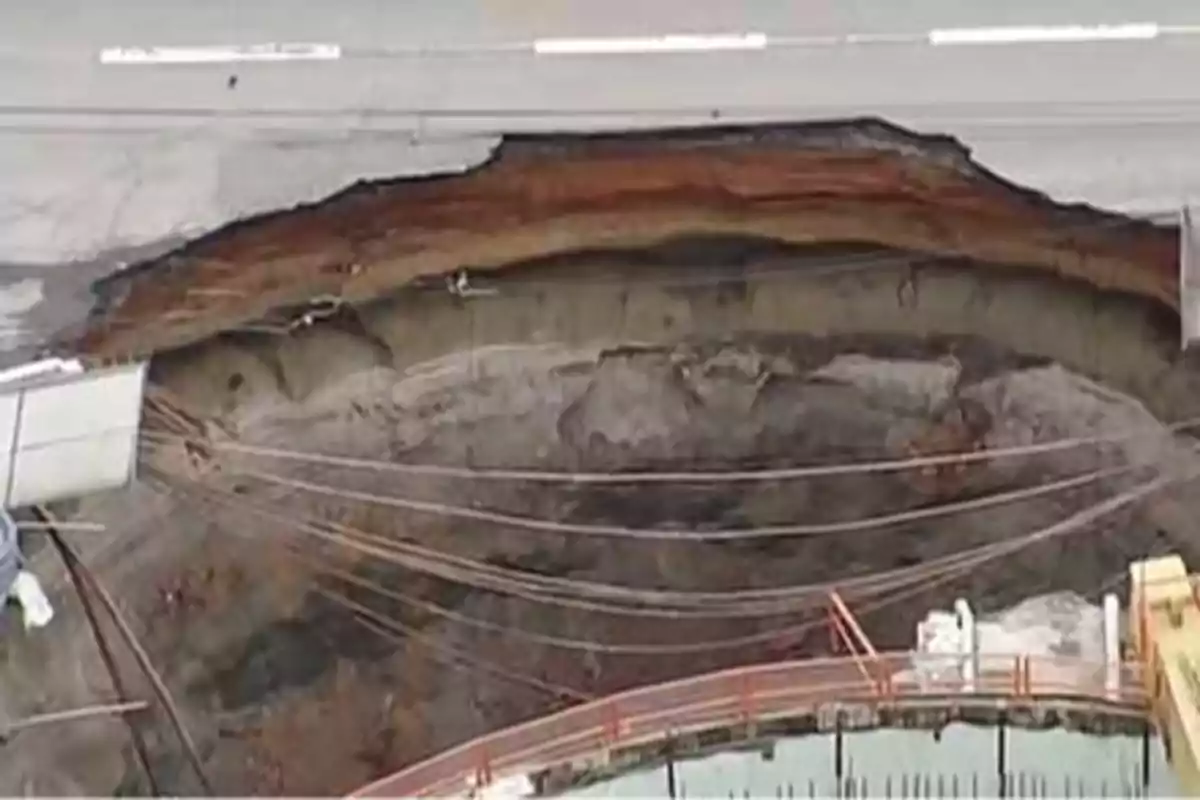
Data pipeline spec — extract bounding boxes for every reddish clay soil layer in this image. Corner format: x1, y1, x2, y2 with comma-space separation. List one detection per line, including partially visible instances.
75, 119, 1178, 359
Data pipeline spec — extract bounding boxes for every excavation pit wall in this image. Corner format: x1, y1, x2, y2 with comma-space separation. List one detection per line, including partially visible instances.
2, 119, 1198, 795
74, 119, 1179, 360
106, 244, 1200, 794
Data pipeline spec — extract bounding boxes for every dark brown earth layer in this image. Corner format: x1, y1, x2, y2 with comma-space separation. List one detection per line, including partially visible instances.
74, 118, 1178, 359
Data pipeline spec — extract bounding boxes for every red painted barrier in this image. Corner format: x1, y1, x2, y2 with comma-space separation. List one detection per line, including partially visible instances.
351, 652, 1149, 798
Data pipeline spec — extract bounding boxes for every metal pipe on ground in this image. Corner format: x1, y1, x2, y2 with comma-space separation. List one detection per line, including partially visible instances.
34, 505, 214, 796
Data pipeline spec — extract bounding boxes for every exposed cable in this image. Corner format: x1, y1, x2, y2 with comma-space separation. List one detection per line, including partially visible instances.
160, 474, 897, 618
328, 543, 1002, 666
66, 244, 948, 342
139, 411, 1191, 485
318, 555, 911, 655
15, 520, 107, 532
309, 552, 825, 654
95, 243, 1077, 307
1, 701, 149, 739
319, 588, 591, 701
152, 457, 1167, 613
142, 400, 1180, 614
225, 461, 1135, 542
156, 467, 1005, 607
37, 508, 215, 796
176, 476, 835, 652
39, 509, 161, 796
161, 470, 952, 616
160, 464, 1172, 665
163, 469, 1051, 654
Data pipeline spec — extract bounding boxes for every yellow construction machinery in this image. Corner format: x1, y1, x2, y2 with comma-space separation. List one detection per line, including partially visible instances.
1130, 554, 1200, 794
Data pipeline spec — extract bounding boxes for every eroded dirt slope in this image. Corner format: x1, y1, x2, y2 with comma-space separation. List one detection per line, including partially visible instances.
71, 119, 1177, 360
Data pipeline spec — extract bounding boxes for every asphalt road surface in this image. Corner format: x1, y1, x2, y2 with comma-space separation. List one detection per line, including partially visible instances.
1, 0, 1200, 352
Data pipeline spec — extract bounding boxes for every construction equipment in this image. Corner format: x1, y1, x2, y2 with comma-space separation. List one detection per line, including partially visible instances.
1129, 553, 1200, 794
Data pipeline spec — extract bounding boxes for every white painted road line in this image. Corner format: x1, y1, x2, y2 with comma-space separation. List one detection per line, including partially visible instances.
99, 43, 342, 65
929, 23, 1159, 46
533, 33, 768, 55
96, 20, 1190, 67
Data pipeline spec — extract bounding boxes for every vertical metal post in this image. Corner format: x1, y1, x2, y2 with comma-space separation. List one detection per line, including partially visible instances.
466, 297, 476, 468
997, 715, 1008, 798
737, 671, 756, 736
834, 713, 845, 797
603, 701, 622, 749
665, 735, 678, 800
1141, 721, 1152, 792
955, 598, 976, 692
1181, 204, 1196, 350
474, 743, 493, 789
1104, 593, 1121, 699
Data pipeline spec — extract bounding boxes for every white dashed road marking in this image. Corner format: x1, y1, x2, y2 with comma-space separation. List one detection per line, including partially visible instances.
99, 43, 341, 65
99, 20, 1196, 65
532, 33, 768, 55
928, 23, 1160, 46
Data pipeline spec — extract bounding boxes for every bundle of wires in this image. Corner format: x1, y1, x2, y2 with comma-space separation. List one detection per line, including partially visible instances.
135, 390, 1195, 699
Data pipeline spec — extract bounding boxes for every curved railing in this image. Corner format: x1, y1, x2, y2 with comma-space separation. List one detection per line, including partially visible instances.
351, 652, 1149, 798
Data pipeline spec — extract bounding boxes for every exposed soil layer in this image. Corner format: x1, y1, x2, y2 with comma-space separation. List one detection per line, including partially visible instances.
3, 120, 1197, 797
71, 119, 1179, 359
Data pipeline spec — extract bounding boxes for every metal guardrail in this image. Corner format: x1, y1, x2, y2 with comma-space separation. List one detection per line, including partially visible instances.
673, 771, 1151, 799
350, 652, 1150, 798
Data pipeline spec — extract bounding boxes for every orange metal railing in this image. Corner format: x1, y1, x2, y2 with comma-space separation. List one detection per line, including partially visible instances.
827, 591, 893, 700
351, 652, 1149, 798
